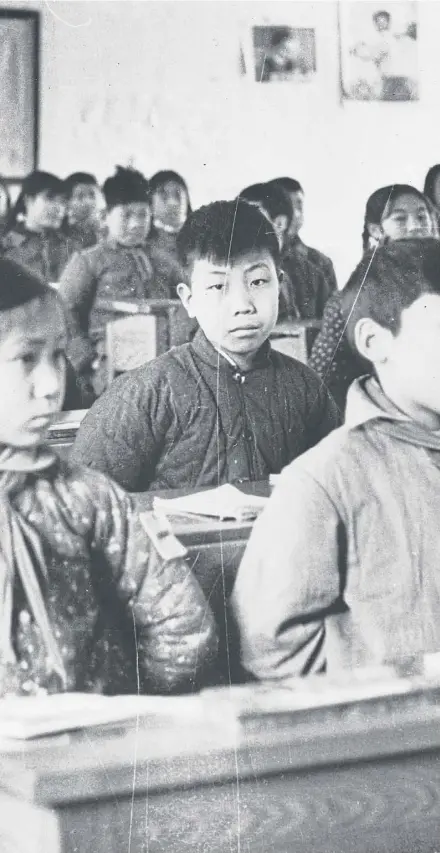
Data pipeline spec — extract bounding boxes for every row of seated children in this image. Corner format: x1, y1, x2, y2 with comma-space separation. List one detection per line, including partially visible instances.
309, 183, 438, 412
2, 196, 440, 695
0, 167, 193, 403
71, 199, 340, 491
0, 166, 191, 285
232, 237, 440, 679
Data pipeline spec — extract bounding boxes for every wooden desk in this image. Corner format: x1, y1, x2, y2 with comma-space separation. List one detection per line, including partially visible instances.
4, 682, 440, 852
47, 410, 87, 461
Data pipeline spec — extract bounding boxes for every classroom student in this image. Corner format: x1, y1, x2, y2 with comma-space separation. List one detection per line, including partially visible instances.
309, 183, 437, 413
238, 182, 300, 319
71, 200, 339, 492
268, 176, 338, 320
2, 171, 75, 283
59, 166, 172, 389
0, 258, 217, 697
62, 171, 103, 250
147, 169, 192, 261
232, 238, 440, 680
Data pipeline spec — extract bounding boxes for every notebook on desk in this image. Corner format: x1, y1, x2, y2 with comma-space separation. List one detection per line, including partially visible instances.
153, 483, 268, 522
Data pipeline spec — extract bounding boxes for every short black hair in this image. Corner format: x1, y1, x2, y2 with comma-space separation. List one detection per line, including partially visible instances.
64, 172, 97, 198
0, 258, 59, 339
341, 238, 440, 355
177, 199, 280, 275
269, 176, 303, 195
373, 10, 391, 23
424, 165, 440, 206
103, 166, 150, 210
238, 183, 292, 227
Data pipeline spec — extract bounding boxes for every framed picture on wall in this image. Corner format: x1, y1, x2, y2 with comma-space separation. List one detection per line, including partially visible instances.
241, 25, 317, 83
339, 1, 418, 101
0, 10, 39, 179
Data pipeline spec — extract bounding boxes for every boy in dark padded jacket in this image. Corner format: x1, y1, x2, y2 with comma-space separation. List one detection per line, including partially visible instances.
72, 200, 339, 492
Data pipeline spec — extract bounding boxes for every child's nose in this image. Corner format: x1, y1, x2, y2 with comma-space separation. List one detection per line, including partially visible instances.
33, 361, 63, 400
230, 286, 254, 314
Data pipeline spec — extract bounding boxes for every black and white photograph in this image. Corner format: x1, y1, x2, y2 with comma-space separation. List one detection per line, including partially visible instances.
248, 25, 317, 83
339, 1, 419, 100
2, 2, 440, 852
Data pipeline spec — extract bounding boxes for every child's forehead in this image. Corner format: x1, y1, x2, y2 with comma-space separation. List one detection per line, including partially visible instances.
0, 298, 65, 346
193, 250, 274, 274
112, 201, 150, 213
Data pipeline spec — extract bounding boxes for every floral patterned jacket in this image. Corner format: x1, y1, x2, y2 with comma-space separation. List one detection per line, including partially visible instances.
2, 458, 217, 696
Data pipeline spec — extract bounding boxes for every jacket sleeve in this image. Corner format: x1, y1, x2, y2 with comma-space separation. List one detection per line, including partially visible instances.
70, 367, 171, 491
86, 469, 218, 692
58, 251, 97, 372
231, 465, 342, 681
309, 293, 367, 414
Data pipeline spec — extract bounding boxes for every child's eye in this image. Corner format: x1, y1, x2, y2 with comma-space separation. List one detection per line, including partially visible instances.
208, 283, 225, 292
20, 352, 37, 366
251, 278, 268, 287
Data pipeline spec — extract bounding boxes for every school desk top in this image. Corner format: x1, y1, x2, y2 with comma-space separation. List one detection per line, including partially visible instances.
3, 670, 440, 853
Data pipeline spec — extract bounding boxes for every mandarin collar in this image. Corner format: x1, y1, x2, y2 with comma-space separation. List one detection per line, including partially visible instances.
190, 328, 272, 374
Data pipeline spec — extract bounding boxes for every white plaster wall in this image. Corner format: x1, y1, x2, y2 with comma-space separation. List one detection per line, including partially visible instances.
9, 0, 440, 282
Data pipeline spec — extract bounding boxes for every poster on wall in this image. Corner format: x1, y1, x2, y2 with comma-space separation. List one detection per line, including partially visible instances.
339, 2, 418, 101
241, 25, 317, 83
0, 11, 39, 178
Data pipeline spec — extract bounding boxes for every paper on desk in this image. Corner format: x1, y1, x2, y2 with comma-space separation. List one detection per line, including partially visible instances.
0, 692, 220, 740
153, 483, 268, 521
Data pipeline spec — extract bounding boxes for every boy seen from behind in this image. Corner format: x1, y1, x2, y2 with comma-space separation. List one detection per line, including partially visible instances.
72, 200, 339, 492
232, 239, 440, 680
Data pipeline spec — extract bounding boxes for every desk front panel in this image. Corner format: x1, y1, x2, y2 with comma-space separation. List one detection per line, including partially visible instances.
51, 749, 440, 853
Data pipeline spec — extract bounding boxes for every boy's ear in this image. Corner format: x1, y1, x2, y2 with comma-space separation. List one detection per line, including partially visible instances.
354, 317, 392, 364
176, 282, 195, 318
368, 222, 383, 246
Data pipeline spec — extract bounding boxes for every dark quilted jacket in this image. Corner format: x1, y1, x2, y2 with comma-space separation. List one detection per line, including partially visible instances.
72, 330, 340, 492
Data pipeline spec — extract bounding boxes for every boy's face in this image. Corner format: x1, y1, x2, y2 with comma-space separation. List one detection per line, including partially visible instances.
25, 191, 66, 232
287, 191, 304, 238
0, 297, 66, 449
177, 250, 280, 369
68, 183, 100, 224
380, 194, 432, 242
152, 181, 188, 231
375, 294, 440, 429
106, 202, 151, 246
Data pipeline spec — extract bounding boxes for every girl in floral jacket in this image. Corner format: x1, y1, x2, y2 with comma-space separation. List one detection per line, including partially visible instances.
0, 258, 217, 696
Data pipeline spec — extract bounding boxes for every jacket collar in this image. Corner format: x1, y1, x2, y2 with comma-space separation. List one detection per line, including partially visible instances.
190, 328, 272, 375
345, 376, 409, 428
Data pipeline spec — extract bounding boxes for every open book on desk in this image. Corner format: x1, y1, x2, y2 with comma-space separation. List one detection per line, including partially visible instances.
153, 483, 268, 522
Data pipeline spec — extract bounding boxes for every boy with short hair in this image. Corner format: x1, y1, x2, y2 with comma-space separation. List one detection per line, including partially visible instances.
71, 200, 339, 492
268, 176, 337, 319
59, 166, 183, 387
232, 238, 440, 680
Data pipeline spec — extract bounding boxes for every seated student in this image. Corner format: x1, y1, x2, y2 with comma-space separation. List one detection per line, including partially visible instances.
309, 184, 437, 413
232, 238, 440, 680
58, 166, 172, 385
238, 182, 299, 319
0, 258, 217, 697
268, 176, 337, 319
62, 171, 103, 249
2, 171, 75, 283
71, 200, 339, 492
148, 170, 192, 261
